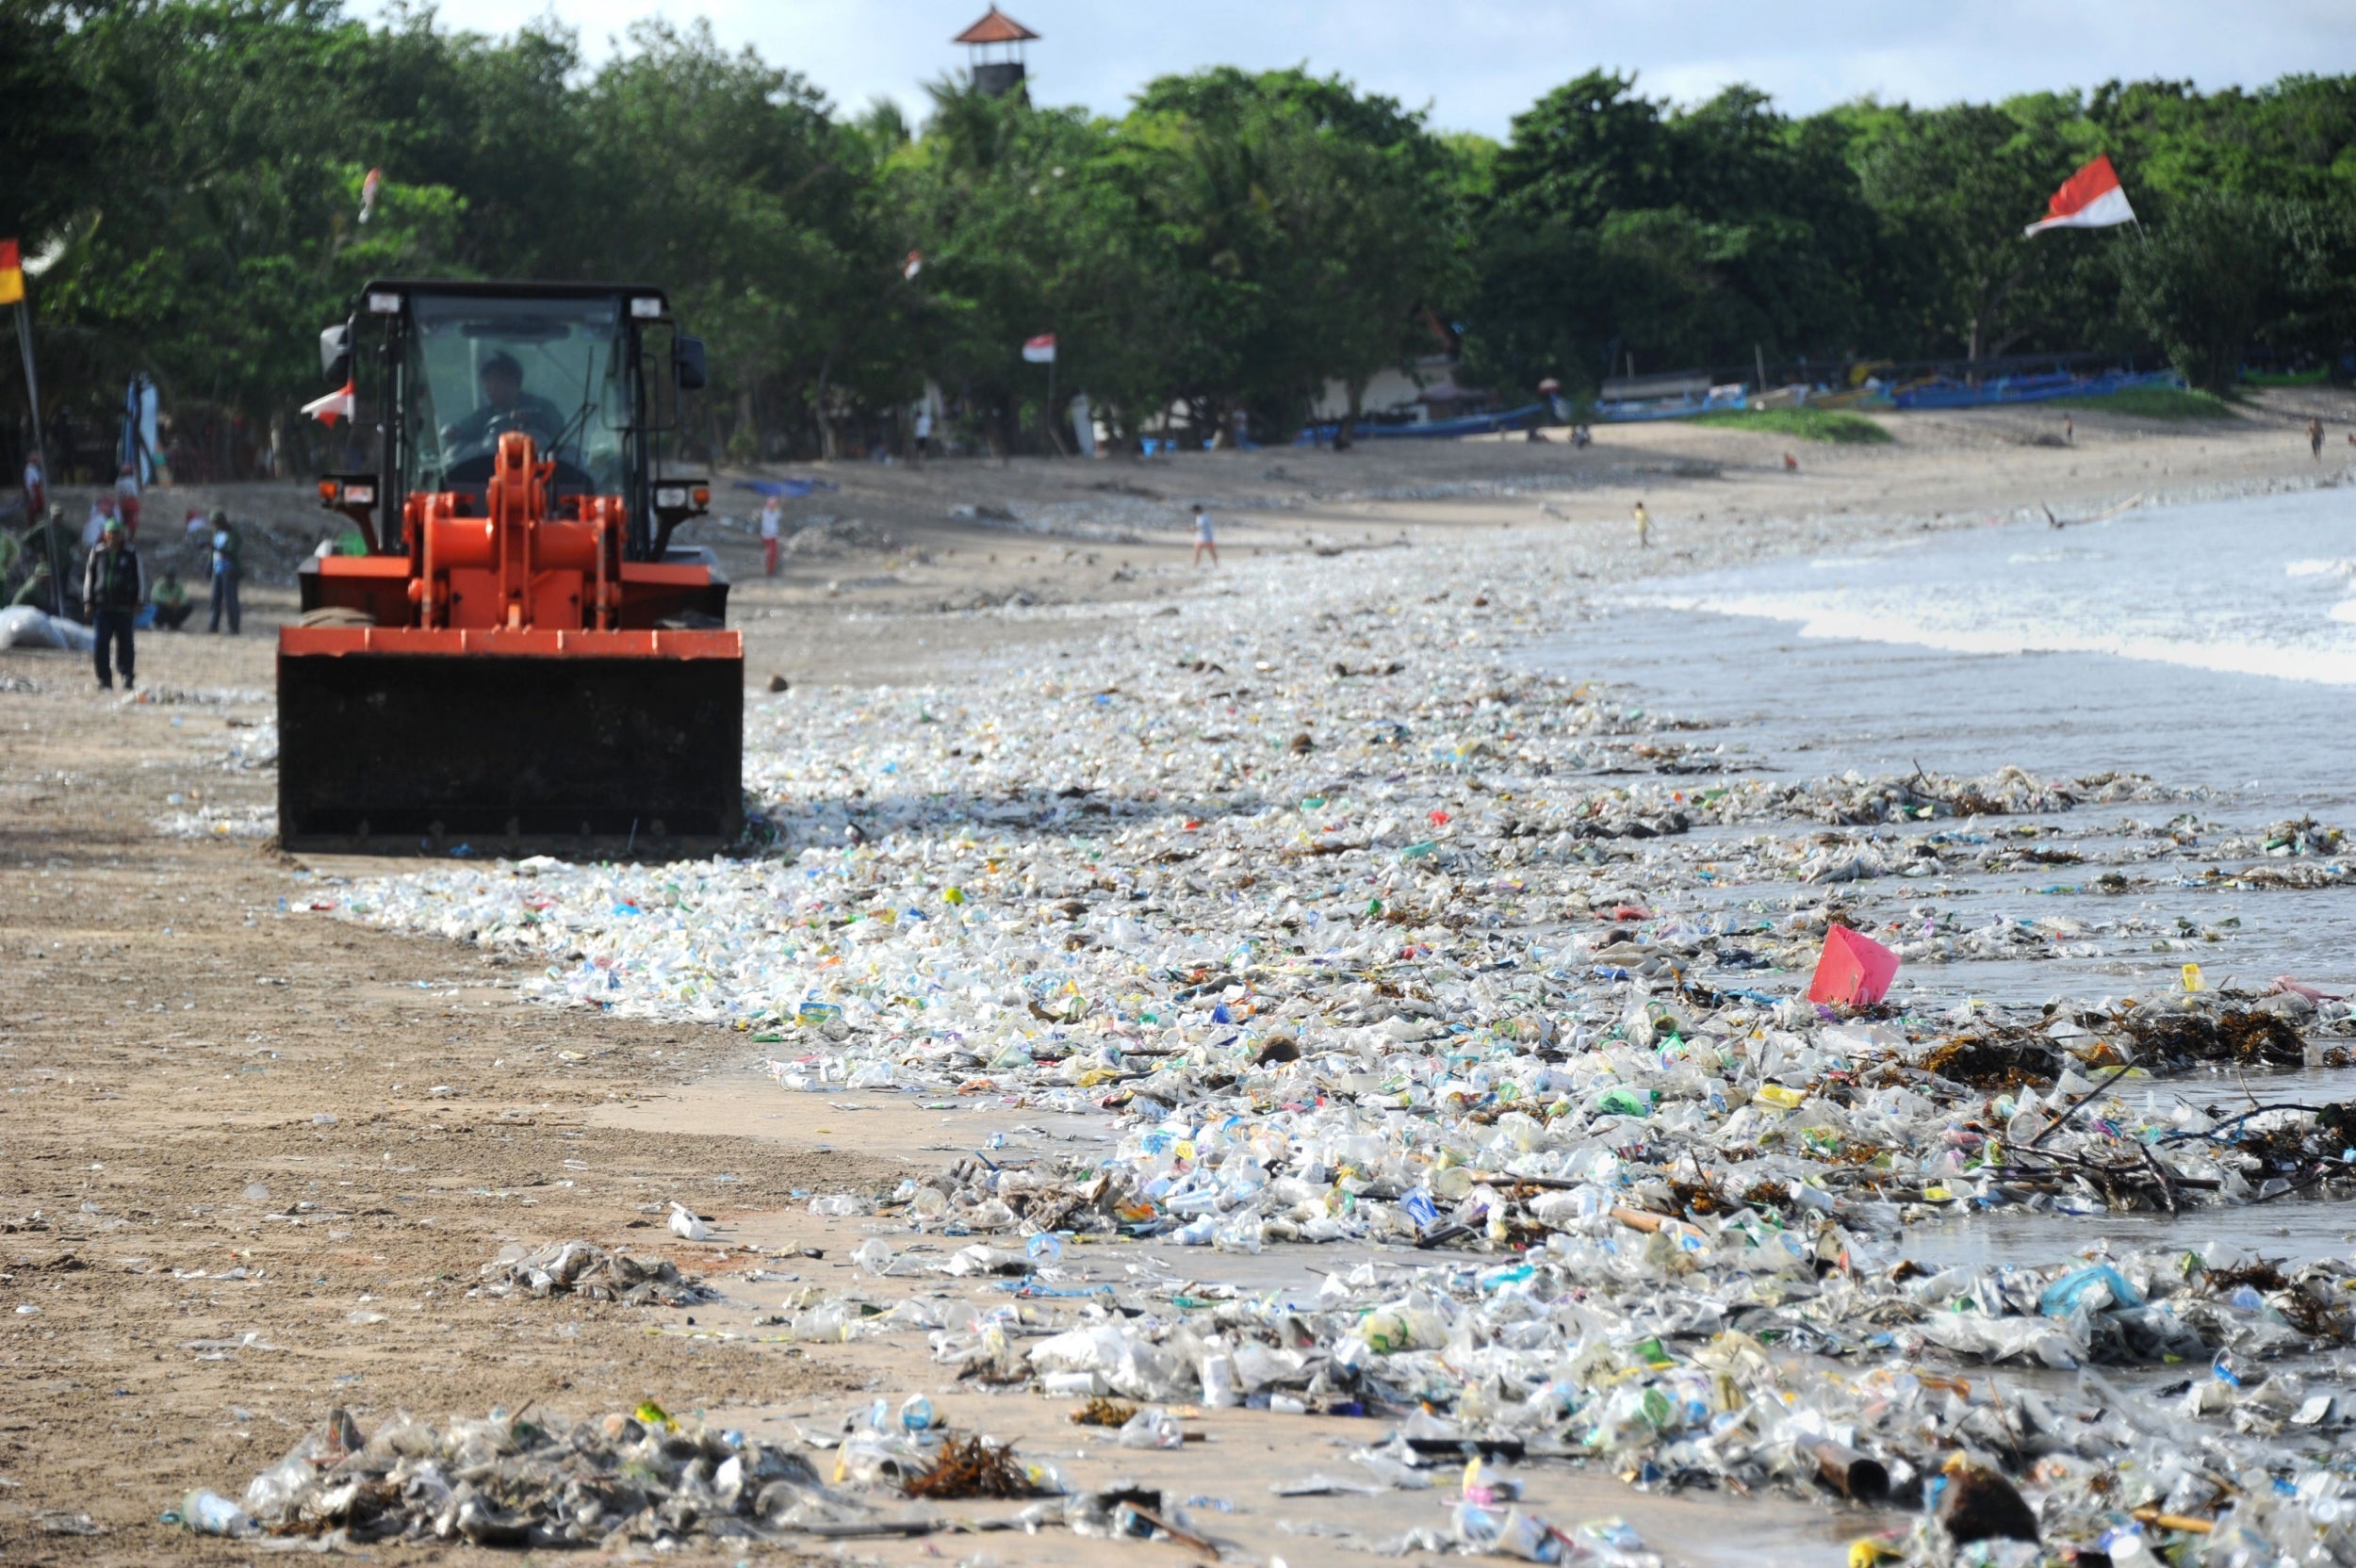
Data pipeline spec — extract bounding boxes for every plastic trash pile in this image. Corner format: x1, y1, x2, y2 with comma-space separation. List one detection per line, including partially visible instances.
325, 527, 2356, 1559
476, 1240, 715, 1307
960, 1228, 2348, 1559
179, 1403, 941, 1548
0, 603, 95, 651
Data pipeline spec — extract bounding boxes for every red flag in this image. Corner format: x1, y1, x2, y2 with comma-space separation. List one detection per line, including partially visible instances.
0, 238, 23, 305
303, 378, 355, 427
2024, 155, 2136, 237
359, 167, 383, 224
1022, 334, 1056, 364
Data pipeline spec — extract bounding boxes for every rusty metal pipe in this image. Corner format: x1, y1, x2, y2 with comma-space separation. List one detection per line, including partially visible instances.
1812, 1440, 1890, 1502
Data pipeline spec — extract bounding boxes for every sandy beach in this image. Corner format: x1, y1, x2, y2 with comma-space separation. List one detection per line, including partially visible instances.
4, 390, 2354, 1565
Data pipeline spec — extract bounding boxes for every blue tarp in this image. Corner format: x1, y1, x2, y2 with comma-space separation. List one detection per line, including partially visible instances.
1890, 368, 2180, 410
734, 478, 840, 498
1297, 401, 1549, 445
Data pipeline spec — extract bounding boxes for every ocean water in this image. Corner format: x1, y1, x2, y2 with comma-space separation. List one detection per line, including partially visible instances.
1614, 485, 2356, 801
1650, 492, 2356, 687
1535, 487, 2356, 994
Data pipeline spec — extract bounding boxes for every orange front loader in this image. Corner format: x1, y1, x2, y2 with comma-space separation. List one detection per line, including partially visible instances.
279, 279, 742, 852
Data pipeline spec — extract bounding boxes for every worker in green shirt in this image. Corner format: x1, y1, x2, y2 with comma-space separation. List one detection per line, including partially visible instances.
151, 566, 192, 629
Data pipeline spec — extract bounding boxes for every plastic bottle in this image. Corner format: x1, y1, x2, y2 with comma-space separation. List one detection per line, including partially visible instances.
1361, 1308, 1413, 1354
1118, 1406, 1186, 1448
180, 1489, 255, 1537
1171, 1216, 1218, 1246
1200, 1351, 1240, 1408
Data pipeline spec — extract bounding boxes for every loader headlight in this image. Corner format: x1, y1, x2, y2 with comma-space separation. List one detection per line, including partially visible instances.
630, 297, 663, 318
656, 486, 688, 509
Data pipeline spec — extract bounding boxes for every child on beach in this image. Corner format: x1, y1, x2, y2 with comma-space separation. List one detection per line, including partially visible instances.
1192, 504, 1218, 567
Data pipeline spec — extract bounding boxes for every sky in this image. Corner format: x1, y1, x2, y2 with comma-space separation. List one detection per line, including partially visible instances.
356, 1, 2356, 137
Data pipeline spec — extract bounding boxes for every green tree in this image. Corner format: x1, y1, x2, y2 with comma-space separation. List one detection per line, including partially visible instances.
1119, 67, 1461, 443
1851, 100, 2124, 365
30, 1, 463, 469
581, 20, 898, 461
2119, 189, 2340, 389
1467, 75, 1888, 397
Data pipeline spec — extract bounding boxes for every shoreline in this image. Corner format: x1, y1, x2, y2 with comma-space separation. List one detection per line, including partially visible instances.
5, 405, 2354, 1565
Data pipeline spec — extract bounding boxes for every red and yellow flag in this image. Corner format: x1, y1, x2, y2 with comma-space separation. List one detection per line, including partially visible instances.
0, 239, 24, 305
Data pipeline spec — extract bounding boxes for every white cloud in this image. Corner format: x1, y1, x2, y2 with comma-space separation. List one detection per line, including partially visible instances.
357, 0, 2356, 138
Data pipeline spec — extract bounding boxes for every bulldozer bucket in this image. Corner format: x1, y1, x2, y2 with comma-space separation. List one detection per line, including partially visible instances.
277, 628, 742, 854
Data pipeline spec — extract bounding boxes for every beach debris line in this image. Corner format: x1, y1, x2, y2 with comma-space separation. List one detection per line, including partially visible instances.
196, 1403, 941, 1547
476, 1240, 717, 1307
322, 529, 2356, 1555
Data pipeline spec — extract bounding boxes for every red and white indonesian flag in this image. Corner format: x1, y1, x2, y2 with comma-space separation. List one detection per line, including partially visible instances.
2024, 155, 2136, 236
303, 378, 355, 426
1021, 334, 1056, 364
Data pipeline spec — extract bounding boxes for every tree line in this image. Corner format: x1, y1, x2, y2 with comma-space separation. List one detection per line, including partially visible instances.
4, 0, 2353, 475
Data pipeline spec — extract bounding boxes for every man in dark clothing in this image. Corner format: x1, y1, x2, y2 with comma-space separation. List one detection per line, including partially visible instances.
441, 351, 565, 458
82, 515, 144, 690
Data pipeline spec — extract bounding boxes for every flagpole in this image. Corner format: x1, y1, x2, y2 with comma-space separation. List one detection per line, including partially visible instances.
1046, 345, 1057, 457
14, 297, 61, 617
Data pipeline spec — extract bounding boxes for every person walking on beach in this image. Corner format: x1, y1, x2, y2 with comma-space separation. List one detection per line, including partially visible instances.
206, 509, 241, 634
759, 495, 782, 577
1191, 503, 1218, 567
82, 515, 143, 690
2309, 416, 2325, 460
2062, 414, 2073, 446
1632, 499, 1650, 549
913, 404, 933, 460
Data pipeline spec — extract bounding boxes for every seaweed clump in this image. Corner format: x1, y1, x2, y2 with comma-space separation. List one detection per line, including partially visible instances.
902, 1434, 1040, 1501
2120, 1009, 2305, 1071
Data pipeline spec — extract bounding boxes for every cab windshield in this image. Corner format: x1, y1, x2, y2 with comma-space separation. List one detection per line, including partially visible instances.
402, 295, 631, 496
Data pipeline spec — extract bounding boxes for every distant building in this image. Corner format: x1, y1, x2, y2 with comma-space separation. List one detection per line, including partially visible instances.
1312, 313, 1494, 429
954, 7, 1037, 100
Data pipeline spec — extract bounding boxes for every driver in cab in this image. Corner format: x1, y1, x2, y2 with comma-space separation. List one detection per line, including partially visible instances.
442, 351, 565, 456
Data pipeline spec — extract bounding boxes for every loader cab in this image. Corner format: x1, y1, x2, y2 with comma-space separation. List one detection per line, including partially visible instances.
319, 280, 708, 563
